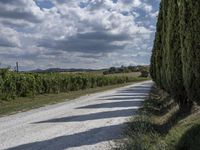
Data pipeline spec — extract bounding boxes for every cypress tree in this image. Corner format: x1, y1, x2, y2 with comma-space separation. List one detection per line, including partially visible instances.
151, 0, 200, 108
179, 0, 200, 104
159, 0, 169, 91
164, 0, 187, 107
151, 0, 188, 109
150, 49, 155, 81
150, 0, 164, 88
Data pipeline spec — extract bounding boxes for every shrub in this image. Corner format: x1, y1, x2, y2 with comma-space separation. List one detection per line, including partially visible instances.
140, 70, 149, 78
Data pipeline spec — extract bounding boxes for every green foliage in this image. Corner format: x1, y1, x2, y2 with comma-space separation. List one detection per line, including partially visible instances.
149, 2, 200, 148
15, 74, 36, 97
150, 0, 200, 107
120, 86, 200, 150
103, 65, 149, 75
159, 0, 169, 91
150, 1, 164, 88
140, 70, 149, 78
179, 0, 200, 104
176, 125, 200, 150
0, 70, 139, 100
165, 0, 187, 103
122, 114, 164, 150
1, 72, 17, 100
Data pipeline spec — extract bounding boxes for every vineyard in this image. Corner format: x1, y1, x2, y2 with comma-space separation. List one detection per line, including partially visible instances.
0, 69, 144, 100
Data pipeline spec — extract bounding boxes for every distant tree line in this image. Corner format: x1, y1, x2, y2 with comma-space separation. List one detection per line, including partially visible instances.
150, 0, 200, 109
103, 65, 149, 75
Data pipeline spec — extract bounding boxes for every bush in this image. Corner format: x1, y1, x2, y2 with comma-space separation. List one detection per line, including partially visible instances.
140, 70, 149, 78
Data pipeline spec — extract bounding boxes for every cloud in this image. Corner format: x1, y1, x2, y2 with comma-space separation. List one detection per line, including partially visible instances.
38, 31, 130, 53
0, 26, 21, 47
0, 0, 44, 23
0, 0, 160, 70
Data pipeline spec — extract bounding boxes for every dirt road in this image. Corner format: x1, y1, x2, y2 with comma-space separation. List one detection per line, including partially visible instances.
0, 81, 152, 150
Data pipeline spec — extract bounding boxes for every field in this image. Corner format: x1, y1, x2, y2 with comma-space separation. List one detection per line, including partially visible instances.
105, 72, 141, 77
0, 69, 142, 100
0, 69, 148, 116
60, 71, 141, 77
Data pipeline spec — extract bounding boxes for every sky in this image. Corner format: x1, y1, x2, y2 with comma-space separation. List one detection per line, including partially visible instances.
0, 0, 160, 71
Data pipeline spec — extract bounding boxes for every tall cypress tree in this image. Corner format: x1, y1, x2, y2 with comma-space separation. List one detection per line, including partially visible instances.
164, 0, 187, 107
159, 0, 169, 91
150, 48, 156, 81
150, 0, 164, 88
151, 0, 200, 108
179, 0, 200, 104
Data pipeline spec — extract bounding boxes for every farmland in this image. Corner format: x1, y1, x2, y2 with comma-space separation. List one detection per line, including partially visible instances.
0, 68, 148, 115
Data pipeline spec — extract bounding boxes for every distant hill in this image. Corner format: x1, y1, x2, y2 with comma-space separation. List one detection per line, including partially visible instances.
29, 68, 102, 73
29, 66, 149, 73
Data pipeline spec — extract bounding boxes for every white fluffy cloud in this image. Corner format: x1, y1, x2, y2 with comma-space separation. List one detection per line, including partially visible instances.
0, 0, 160, 70
0, 26, 21, 47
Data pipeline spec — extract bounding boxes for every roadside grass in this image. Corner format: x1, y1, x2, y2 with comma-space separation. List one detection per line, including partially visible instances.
119, 85, 200, 150
60, 71, 141, 77
0, 78, 149, 117
105, 72, 141, 77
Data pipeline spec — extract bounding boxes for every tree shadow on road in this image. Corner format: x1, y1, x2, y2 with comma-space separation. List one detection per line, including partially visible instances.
99, 97, 146, 101
7, 123, 129, 150
76, 100, 143, 109
77, 83, 151, 109
34, 108, 138, 123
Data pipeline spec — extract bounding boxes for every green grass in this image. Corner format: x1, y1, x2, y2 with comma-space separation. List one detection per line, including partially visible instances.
69, 71, 141, 77
105, 72, 141, 77
0, 79, 148, 117
74, 71, 141, 77
119, 85, 200, 150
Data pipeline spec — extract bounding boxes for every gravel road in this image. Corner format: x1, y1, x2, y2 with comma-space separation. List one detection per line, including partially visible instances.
0, 81, 153, 150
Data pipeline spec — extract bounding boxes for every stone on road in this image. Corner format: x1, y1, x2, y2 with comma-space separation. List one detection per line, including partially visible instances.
0, 81, 152, 150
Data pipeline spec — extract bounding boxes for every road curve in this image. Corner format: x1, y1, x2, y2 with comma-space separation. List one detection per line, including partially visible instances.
0, 81, 153, 150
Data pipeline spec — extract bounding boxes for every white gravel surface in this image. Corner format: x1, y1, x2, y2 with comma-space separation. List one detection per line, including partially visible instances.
0, 81, 153, 150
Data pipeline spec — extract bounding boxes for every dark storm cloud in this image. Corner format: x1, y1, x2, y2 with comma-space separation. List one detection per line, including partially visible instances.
38, 31, 129, 53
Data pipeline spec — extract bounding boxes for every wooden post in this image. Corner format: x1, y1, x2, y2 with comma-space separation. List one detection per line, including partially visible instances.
16, 62, 19, 72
